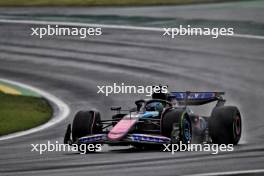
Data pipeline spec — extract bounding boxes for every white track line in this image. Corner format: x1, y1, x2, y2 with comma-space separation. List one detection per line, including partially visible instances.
184, 169, 264, 176
0, 78, 70, 141
0, 19, 163, 31
0, 19, 263, 40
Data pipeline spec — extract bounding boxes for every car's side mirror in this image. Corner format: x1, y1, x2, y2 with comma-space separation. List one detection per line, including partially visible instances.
110, 106, 121, 111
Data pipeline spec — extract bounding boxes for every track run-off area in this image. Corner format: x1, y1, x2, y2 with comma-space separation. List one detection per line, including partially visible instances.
0, 1, 264, 175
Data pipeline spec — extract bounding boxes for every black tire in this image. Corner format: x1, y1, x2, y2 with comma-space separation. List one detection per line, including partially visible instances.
72, 110, 102, 142
209, 106, 242, 145
161, 108, 192, 144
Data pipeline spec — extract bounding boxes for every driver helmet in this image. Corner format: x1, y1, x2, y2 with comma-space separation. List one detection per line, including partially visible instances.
146, 102, 164, 112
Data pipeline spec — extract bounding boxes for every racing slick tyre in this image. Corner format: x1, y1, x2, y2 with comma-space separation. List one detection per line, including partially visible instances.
72, 110, 102, 142
161, 108, 192, 144
209, 106, 242, 145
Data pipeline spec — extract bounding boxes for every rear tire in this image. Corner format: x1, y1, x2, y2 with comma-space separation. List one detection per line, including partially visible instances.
209, 106, 242, 145
161, 108, 192, 144
72, 110, 102, 142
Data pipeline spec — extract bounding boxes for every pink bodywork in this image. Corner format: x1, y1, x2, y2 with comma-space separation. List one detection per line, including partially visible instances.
108, 118, 137, 141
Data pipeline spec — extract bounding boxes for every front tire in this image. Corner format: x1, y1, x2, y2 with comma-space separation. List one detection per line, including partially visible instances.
72, 110, 102, 142
209, 106, 242, 145
161, 108, 192, 144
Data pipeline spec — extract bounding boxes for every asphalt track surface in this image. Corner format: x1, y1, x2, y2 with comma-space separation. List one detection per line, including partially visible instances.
0, 1, 264, 176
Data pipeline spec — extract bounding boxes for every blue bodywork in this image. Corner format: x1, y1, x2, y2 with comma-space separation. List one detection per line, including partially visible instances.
140, 111, 159, 119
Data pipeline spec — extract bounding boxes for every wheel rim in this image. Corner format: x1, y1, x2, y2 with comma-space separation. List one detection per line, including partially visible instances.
233, 115, 241, 137
183, 118, 191, 142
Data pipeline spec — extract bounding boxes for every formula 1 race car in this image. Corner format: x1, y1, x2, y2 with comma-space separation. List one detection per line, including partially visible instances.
64, 91, 242, 151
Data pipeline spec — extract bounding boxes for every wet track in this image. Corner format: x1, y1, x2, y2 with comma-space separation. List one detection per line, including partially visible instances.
0, 2, 264, 175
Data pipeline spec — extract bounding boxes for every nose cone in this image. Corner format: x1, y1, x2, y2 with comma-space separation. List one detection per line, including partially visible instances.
108, 118, 137, 141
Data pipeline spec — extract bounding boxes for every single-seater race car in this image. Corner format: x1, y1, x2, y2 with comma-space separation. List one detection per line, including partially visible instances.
64, 91, 242, 151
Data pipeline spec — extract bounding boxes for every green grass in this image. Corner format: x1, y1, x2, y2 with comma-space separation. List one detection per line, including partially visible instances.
0, 93, 52, 136
0, 0, 244, 6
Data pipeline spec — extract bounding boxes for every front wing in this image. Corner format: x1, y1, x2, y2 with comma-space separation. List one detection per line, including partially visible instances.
77, 133, 171, 145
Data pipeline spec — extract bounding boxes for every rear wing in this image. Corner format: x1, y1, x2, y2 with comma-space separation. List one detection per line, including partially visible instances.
169, 91, 225, 105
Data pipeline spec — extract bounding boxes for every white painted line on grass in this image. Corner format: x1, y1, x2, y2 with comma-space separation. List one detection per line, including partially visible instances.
0, 78, 70, 141
0, 19, 263, 40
